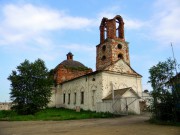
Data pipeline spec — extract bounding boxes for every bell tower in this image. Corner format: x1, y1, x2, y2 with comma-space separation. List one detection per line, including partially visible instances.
96, 15, 130, 70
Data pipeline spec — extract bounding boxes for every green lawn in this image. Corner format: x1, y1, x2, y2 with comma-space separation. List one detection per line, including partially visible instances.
0, 108, 114, 121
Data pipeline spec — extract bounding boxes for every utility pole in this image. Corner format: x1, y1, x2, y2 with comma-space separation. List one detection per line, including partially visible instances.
171, 42, 178, 75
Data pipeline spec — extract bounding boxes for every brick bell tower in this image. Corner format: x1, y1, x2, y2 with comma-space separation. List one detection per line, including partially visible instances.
96, 15, 130, 70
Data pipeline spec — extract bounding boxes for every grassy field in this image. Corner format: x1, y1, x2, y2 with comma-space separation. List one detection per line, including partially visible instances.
0, 108, 114, 121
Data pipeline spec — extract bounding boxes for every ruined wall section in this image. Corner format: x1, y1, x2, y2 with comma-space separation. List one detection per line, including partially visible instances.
55, 65, 92, 84
96, 39, 130, 70
96, 15, 130, 71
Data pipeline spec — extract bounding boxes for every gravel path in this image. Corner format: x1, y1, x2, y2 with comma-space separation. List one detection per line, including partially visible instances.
0, 115, 179, 135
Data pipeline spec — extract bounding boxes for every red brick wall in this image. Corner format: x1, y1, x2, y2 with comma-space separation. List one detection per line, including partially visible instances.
107, 19, 116, 39
99, 15, 125, 44
96, 39, 130, 70
55, 65, 92, 84
96, 15, 130, 70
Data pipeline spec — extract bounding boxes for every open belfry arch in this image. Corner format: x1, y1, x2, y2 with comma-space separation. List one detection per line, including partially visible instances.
97, 15, 130, 71
49, 15, 143, 115
100, 15, 124, 43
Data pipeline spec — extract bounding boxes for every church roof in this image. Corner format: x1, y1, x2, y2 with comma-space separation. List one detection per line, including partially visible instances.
55, 60, 90, 71
60, 60, 86, 68
55, 52, 90, 71
59, 59, 142, 85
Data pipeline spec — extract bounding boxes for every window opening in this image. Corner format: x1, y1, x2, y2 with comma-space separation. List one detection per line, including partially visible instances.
118, 54, 123, 59
74, 93, 76, 104
63, 93, 65, 104
92, 91, 95, 106
117, 44, 122, 49
81, 92, 84, 104
68, 93, 70, 104
116, 19, 119, 38
104, 26, 107, 39
101, 55, 106, 61
102, 45, 106, 51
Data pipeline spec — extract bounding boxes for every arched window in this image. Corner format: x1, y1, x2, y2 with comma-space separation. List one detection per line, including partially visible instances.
102, 45, 106, 51
68, 93, 70, 104
81, 91, 84, 104
101, 55, 106, 61
118, 54, 123, 59
104, 26, 107, 39
74, 92, 76, 104
116, 19, 120, 38
117, 44, 122, 49
63, 93, 66, 104
114, 15, 124, 39
100, 17, 108, 43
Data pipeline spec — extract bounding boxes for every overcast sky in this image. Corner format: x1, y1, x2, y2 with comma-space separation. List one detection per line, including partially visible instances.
0, 0, 180, 102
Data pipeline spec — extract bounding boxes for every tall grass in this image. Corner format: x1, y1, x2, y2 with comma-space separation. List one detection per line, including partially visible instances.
0, 108, 114, 121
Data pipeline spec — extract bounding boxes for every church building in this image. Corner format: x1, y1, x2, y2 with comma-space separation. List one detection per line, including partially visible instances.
49, 15, 143, 114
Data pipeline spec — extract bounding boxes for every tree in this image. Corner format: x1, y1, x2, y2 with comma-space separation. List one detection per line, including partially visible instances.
148, 58, 180, 122
8, 59, 53, 115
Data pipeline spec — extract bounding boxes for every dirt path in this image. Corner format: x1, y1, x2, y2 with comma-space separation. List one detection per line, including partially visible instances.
0, 115, 179, 135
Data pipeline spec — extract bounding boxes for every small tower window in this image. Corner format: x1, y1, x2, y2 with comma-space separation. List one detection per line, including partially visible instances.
117, 44, 122, 49
101, 55, 106, 61
118, 54, 123, 59
102, 45, 106, 51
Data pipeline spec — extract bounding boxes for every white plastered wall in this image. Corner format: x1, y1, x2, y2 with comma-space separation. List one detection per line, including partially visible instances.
54, 72, 103, 111
102, 71, 142, 98
49, 70, 142, 114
